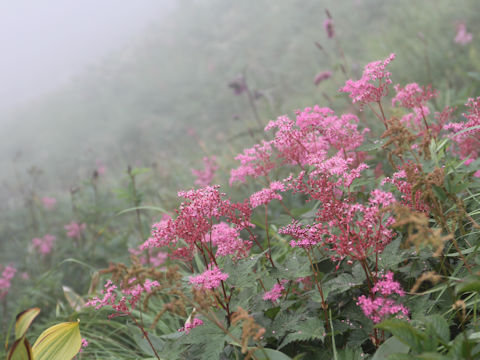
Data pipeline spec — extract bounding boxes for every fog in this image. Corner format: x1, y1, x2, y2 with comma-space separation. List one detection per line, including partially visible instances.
0, 0, 478, 208
0, 0, 172, 112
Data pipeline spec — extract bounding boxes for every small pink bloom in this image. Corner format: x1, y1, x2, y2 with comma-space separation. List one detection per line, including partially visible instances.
0, 265, 16, 299
178, 318, 204, 334
65, 222, 86, 239
323, 18, 334, 38
42, 197, 57, 210
340, 54, 395, 108
314, 71, 332, 86
32, 234, 56, 255
79, 338, 89, 353
189, 266, 229, 290
454, 22, 473, 45
263, 280, 288, 302
192, 156, 218, 187
357, 272, 409, 324
250, 181, 285, 208
96, 160, 107, 176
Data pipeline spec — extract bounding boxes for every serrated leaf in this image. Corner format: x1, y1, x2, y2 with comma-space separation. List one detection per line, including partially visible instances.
323, 273, 360, 299
32, 321, 82, 360
278, 317, 324, 349
425, 315, 449, 344
15, 308, 40, 340
7, 337, 33, 360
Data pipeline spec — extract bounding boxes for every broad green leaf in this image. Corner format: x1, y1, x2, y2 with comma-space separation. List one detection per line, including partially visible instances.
32, 321, 82, 360
253, 348, 293, 360
7, 337, 33, 360
425, 315, 450, 344
376, 319, 424, 353
15, 308, 40, 340
456, 276, 480, 295
371, 336, 410, 360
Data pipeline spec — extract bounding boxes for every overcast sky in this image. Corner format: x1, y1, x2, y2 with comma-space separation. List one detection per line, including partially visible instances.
0, 1, 173, 113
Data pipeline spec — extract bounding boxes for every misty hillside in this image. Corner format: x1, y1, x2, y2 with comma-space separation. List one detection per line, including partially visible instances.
1, 0, 479, 201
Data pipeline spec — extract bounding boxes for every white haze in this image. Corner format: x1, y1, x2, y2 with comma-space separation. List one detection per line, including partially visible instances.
0, 0, 173, 113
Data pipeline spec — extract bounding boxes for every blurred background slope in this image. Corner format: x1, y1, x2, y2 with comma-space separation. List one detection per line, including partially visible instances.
1, 0, 479, 206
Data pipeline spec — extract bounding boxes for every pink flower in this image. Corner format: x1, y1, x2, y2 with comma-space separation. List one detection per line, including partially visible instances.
340, 53, 395, 107
65, 222, 86, 239
323, 18, 334, 38
79, 338, 89, 353
141, 186, 253, 263
444, 97, 480, 168
263, 280, 288, 302
96, 160, 107, 176
392, 83, 437, 110
230, 141, 275, 185
85, 279, 159, 318
189, 266, 229, 290
314, 71, 332, 86
209, 222, 252, 259
249, 181, 285, 208
42, 197, 57, 210
0, 265, 16, 299
454, 22, 473, 45
178, 318, 204, 334
357, 272, 409, 323
192, 156, 218, 187
32, 234, 56, 255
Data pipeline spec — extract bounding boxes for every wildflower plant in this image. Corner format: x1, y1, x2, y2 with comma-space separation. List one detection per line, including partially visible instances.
78, 50, 480, 359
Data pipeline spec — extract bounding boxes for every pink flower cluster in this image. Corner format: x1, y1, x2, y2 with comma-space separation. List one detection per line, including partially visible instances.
263, 280, 288, 302
230, 105, 369, 186
340, 53, 395, 107
141, 186, 253, 262
178, 318, 204, 333
189, 266, 229, 290
357, 272, 409, 324
208, 222, 252, 259
78, 338, 89, 354
249, 181, 285, 208
382, 168, 429, 212
65, 221, 86, 239
42, 197, 57, 210
85, 279, 159, 318
392, 83, 437, 133
444, 97, 480, 176
192, 156, 218, 187
283, 188, 395, 262
454, 22, 473, 45
0, 265, 16, 299
32, 234, 56, 255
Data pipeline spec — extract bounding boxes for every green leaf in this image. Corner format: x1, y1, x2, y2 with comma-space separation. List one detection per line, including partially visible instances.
371, 336, 410, 360
253, 348, 293, 360
7, 337, 33, 360
377, 319, 424, 353
278, 317, 325, 349
15, 308, 40, 340
32, 321, 82, 360
424, 315, 450, 344
456, 276, 480, 295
